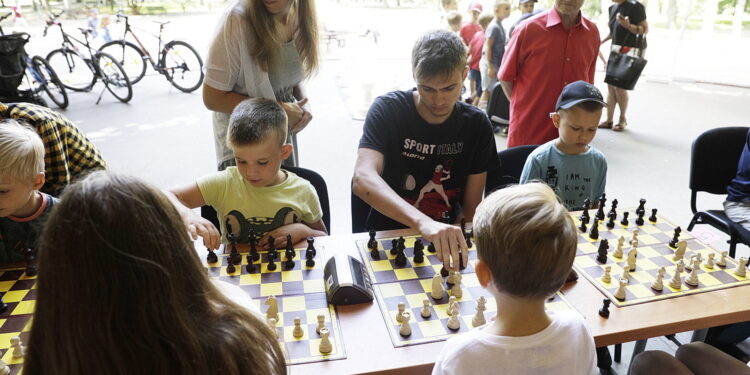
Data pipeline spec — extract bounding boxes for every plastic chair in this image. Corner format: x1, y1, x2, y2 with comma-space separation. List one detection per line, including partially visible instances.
686, 126, 750, 258
200, 165, 331, 235
485, 144, 539, 195
486, 81, 510, 130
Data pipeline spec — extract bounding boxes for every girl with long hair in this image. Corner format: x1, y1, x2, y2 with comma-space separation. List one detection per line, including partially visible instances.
24, 171, 287, 375
204, 0, 319, 169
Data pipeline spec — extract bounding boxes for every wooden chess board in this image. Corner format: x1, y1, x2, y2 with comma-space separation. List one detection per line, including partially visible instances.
0, 268, 36, 375
571, 209, 750, 307
357, 236, 575, 348
202, 245, 346, 365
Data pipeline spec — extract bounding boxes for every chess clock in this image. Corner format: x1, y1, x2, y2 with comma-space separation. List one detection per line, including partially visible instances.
323, 252, 374, 305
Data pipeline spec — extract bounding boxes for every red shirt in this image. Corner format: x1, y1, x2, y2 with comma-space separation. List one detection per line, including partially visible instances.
498, 9, 600, 147
459, 23, 482, 46
468, 30, 485, 71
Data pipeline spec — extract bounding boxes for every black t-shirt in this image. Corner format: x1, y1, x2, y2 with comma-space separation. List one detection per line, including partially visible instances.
609, 0, 647, 48
0, 192, 58, 263
358, 89, 499, 230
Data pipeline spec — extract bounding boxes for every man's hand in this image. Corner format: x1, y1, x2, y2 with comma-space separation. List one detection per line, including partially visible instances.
417, 219, 468, 271
616, 13, 630, 28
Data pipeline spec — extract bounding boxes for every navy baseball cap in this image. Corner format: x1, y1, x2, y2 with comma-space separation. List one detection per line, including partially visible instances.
555, 81, 606, 111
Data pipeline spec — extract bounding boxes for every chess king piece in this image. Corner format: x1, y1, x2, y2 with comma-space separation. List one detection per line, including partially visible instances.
421, 299, 432, 318
601, 266, 612, 283
598, 298, 611, 318
651, 267, 665, 291
613, 279, 627, 300
399, 311, 412, 337
318, 327, 332, 354
396, 302, 406, 323
293, 317, 304, 338
472, 296, 487, 327
316, 314, 326, 334
265, 295, 279, 321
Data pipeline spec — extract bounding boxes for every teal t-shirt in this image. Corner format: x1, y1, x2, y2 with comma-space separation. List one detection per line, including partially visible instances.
519, 140, 607, 210
0, 192, 58, 263
197, 167, 322, 243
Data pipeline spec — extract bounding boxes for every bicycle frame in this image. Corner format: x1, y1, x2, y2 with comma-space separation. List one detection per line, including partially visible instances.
114, 13, 168, 72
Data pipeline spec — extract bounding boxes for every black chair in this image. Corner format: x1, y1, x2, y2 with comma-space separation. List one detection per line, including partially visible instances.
351, 189, 371, 234
201, 165, 331, 235
485, 144, 539, 195
486, 81, 510, 131
686, 126, 750, 258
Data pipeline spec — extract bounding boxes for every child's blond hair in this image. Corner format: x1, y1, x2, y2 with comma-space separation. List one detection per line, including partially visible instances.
226, 98, 288, 148
494, 0, 511, 8
474, 183, 577, 298
0, 119, 44, 184
447, 11, 463, 28
478, 13, 494, 29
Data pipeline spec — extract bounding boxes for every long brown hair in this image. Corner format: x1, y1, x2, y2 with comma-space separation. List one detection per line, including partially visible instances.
246, 0, 319, 75
25, 172, 287, 375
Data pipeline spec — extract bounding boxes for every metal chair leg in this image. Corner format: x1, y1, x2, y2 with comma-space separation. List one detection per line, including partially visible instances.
614, 343, 622, 363
691, 328, 708, 342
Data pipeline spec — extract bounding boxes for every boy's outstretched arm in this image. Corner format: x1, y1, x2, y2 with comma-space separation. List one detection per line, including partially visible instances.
260, 220, 327, 250
353, 148, 468, 271
165, 183, 221, 250
459, 172, 486, 224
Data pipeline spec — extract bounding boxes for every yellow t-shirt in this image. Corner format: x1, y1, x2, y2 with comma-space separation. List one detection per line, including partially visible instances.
197, 167, 322, 243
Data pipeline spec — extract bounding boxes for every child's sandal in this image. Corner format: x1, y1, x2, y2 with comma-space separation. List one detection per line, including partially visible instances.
613, 121, 627, 131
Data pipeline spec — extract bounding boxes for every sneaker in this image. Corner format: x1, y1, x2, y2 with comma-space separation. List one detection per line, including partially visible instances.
501, 126, 508, 136
492, 125, 501, 134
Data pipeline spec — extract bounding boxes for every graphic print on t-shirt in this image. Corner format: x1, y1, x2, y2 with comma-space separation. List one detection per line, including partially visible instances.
543, 165, 591, 208
223, 207, 302, 242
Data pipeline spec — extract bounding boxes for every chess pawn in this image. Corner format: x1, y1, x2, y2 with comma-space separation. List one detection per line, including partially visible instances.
631, 229, 640, 244
206, 247, 218, 264
396, 302, 406, 323
651, 267, 665, 291
620, 211, 630, 226
613, 279, 627, 300
669, 268, 682, 289
613, 236, 624, 258
0, 359, 8, 375
601, 266, 612, 283
293, 317, 304, 339
685, 265, 700, 287
627, 249, 637, 271
267, 318, 278, 338
399, 311, 412, 337
421, 299, 432, 318
446, 270, 456, 286
620, 268, 630, 283
316, 314, 326, 334
706, 253, 715, 269
319, 327, 333, 354
734, 257, 747, 277
472, 296, 487, 327
447, 304, 461, 330
447, 296, 458, 316
676, 259, 685, 273
451, 273, 463, 298
431, 274, 445, 300
717, 251, 728, 267
10, 336, 24, 359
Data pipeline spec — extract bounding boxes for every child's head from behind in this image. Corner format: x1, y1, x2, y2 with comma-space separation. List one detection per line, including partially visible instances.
227, 98, 291, 187
552, 80, 606, 155
474, 183, 577, 299
478, 13, 494, 30
446, 11, 462, 32
27, 172, 286, 375
0, 119, 45, 218
494, 0, 511, 20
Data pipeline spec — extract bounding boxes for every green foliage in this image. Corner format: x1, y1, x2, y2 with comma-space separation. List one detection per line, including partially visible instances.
583, 0, 602, 19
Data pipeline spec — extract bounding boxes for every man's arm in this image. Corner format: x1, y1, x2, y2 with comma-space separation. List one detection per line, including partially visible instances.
460, 172, 486, 223
352, 148, 467, 270
499, 80, 513, 100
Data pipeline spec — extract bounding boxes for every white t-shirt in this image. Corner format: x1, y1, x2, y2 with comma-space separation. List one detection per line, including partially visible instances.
432, 310, 597, 375
212, 279, 262, 316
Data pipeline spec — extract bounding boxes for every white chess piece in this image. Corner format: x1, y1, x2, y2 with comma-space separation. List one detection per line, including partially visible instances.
472, 296, 487, 327
267, 318, 278, 338
316, 314, 325, 334
10, 336, 23, 359
601, 266, 612, 283
651, 267, 665, 291
396, 302, 405, 323
451, 273, 463, 298
421, 299, 432, 318
627, 249, 637, 271
293, 317, 304, 338
685, 264, 700, 286
673, 241, 687, 261
614, 279, 627, 300
446, 270, 456, 285
718, 251, 728, 267
399, 311, 412, 336
706, 253, 715, 269
734, 257, 747, 277
620, 268, 630, 283
676, 260, 685, 273
613, 236, 625, 258
631, 229, 639, 245
0, 359, 8, 375
431, 273, 445, 300
447, 296, 458, 316
319, 327, 332, 354
447, 304, 461, 330
265, 295, 279, 321
669, 267, 682, 289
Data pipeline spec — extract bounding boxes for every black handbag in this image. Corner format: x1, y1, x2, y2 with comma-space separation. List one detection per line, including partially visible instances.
604, 34, 647, 90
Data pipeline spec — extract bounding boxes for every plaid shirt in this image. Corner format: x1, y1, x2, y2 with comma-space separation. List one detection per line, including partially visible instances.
0, 102, 107, 196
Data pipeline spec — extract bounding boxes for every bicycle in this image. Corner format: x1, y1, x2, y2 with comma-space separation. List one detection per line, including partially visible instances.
98, 11, 204, 93
0, 12, 68, 109
43, 11, 132, 103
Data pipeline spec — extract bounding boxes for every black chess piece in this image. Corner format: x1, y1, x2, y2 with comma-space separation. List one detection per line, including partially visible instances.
460, 218, 467, 234
598, 298, 611, 318
0, 292, 8, 315
267, 252, 277, 271
398, 236, 406, 251
226, 260, 236, 274
284, 253, 295, 270
465, 233, 473, 249
635, 210, 645, 226
459, 251, 466, 270
390, 239, 399, 255
306, 249, 315, 267
599, 193, 607, 207
286, 234, 294, 253
413, 241, 425, 263
206, 247, 218, 264
596, 204, 605, 222
669, 226, 682, 248
608, 199, 618, 217
394, 246, 407, 267
307, 236, 317, 257
589, 219, 600, 240
245, 254, 255, 273
370, 247, 380, 259
268, 236, 276, 252
23, 247, 37, 277
649, 208, 658, 222
581, 198, 591, 224
620, 211, 630, 226
579, 219, 587, 233
440, 266, 449, 277
636, 198, 647, 215
249, 232, 260, 262
225, 218, 235, 239
596, 239, 609, 263
368, 229, 377, 249
428, 242, 436, 253
229, 241, 241, 266
606, 212, 616, 229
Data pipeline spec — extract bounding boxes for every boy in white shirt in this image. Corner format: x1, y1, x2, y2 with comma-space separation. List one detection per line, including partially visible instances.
433, 183, 596, 375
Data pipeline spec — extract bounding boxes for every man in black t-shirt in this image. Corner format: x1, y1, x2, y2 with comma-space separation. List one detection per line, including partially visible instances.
353, 30, 499, 271
597, 0, 648, 132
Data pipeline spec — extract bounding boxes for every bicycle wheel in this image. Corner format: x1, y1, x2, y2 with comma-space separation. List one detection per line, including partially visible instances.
161, 40, 204, 93
46, 48, 96, 92
95, 52, 133, 103
30, 56, 69, 109
99, 40, 147, 85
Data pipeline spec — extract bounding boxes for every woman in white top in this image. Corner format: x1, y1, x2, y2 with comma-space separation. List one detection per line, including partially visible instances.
204, 0, 319, 169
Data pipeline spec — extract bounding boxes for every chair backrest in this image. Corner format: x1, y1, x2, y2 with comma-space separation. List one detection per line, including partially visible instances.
486, 81, 510, 125
689, 127, 748, 196
200, 165, 332, 235
351, 186, 371, 234
485, 144, 539, 194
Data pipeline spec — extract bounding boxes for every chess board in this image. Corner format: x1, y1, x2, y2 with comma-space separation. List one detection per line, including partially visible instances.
0, 268, 37, 375
571, 209, 750, 307
202, 245, 346, 365
357, 236, 575, 348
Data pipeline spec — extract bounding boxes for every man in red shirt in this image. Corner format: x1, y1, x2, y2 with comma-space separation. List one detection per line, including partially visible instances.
498, 0, 600, 147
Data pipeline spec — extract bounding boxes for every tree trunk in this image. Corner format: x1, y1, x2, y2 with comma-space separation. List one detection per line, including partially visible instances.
702, 0, 719, 35
733, 0, 747, 38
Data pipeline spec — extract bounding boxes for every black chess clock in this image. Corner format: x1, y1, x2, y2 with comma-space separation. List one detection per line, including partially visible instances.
323, 251, 374, 305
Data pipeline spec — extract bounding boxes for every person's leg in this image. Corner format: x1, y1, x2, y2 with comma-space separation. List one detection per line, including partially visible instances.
615, 87, 629, 128
599, 84, 617, 128
631, 350, 694, 375
677, 342, 750, 375
724, 201, 750, 231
